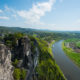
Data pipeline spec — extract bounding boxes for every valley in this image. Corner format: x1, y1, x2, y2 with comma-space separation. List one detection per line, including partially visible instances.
0, 26, 80, 80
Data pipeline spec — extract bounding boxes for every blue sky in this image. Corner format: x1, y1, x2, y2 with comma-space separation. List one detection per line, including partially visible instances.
0, 0, 80, 31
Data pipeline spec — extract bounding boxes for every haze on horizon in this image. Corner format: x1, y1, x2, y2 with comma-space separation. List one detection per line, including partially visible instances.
0, 0, 80, 31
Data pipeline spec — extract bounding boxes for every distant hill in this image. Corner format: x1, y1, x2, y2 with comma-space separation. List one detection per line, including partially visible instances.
0, 26, 80, 33
0, 26, 35, 33
0, 26, 80, 40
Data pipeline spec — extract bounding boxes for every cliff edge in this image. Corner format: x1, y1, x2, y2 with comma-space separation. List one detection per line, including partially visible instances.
0, 44, 14, 80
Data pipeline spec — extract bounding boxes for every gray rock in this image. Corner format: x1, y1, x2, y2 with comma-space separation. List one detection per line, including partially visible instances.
0, 44, 14, 80
13, 36, 33, 68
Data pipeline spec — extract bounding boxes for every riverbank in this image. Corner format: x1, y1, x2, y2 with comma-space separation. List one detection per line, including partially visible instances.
52, 40, 80, 80
48, 40, 66, 80
35, 38, 66, 80
48, 40, 55, 57
62, 41, 80, 68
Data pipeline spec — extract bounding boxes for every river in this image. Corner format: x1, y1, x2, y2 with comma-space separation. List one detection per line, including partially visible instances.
52, 40, 80, 80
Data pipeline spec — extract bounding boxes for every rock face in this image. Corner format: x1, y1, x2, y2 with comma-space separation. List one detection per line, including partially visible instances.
18, 36, 32, 68
13, 36, 32, 68
0, 44, 14, 80
0, 35, 38, 80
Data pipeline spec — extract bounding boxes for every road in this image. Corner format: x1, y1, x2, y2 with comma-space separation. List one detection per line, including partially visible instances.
52, 40, 80, 80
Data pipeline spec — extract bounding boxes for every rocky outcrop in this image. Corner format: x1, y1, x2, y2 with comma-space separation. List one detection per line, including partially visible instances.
0, 44, 14, 80
0, 35, 38, 80
18, 36, 32, 68
13, 36, 33, 68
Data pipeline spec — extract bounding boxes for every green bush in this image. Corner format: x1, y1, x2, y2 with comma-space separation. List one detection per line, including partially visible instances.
13, 68, 27, 80
76, 41, 80, 48
12, 59, 19, 67
5, 40, 12, 47
13, 68, 21, 80
21, 69, 26, 80
4, 33, 25, 48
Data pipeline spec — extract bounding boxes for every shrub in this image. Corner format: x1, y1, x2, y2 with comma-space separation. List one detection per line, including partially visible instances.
12, 59, 19, 67
13, 68, 27, 80
21, 69, 26, 80
13, 68, 21, 80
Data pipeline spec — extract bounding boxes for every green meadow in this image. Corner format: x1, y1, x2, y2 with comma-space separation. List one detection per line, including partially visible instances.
62, 41, 80, 67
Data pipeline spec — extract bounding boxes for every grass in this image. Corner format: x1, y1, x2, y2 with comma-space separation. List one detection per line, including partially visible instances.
62, 41, 80, 67
48, 40, 55, 57
76, 41, 80, 48
65, 38, 80, 42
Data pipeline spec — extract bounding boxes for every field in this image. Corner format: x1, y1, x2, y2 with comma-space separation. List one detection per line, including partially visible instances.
62, 39, 80, 67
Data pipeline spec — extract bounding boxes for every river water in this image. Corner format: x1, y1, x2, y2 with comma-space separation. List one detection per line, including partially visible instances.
52, 40, 80, 80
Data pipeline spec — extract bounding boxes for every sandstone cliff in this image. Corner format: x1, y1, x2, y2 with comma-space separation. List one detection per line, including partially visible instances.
0, 44, 14, 80
0, 35, 38, 80
12, 36, 33, 68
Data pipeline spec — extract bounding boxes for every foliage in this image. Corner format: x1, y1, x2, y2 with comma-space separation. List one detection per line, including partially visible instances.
13, 68, 21, 80
12, 59, 19, 67
20, 69, 26, 80
13, 68, 26, 80
1, 26, 80, 43
29, 35, 36, 54
35, 38, 66, 80
48, 40, 55, 57
76, 41, 80, 48
0, 36, 3, 41
4, 33, 25, 48
5, 40, 12, 47
65, 38, 80, 42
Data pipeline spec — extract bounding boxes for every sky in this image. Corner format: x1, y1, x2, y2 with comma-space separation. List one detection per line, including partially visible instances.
0, 0, 80, 31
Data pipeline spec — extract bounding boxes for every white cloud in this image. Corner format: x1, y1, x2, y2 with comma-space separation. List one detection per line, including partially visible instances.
0, 16, 9, 20
17, 0, 56, 25
4, 5, 17, 19
0, 9, 3, 13
4, 5, 16, 13
1, 1, 56, 28
4, 5, 10, 11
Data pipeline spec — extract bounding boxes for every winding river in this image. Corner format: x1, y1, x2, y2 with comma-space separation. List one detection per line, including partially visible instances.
52, 40, 80, 80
